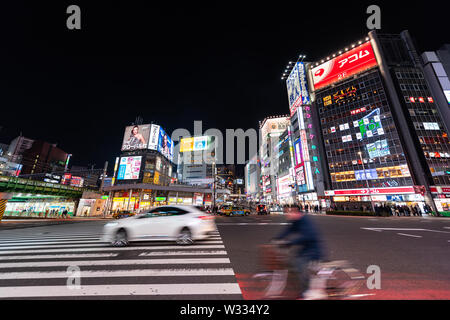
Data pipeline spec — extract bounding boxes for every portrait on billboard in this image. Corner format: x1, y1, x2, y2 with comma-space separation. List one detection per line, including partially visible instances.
157, 127, 174, 161
121, 125, 151, 151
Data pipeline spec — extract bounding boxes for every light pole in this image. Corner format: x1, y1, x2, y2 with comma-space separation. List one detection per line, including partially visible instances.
358, 151, 376, 213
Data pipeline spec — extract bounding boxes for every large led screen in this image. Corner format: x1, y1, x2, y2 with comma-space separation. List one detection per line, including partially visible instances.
366, 139, 390, 159
286, 62, 310, 116
117, 156, 142, 180
311, 41, 378, 91
157, 127, 174, 162
121, 125, 151, 151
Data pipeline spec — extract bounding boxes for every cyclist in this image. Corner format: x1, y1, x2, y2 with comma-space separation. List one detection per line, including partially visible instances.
273, 204, 327, 299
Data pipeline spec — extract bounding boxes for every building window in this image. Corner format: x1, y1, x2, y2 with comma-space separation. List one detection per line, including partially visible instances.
400, 84, 406, 91
396, 72, 402, 79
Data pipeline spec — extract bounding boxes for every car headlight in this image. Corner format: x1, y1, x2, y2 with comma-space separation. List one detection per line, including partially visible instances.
105, 222, 119, 227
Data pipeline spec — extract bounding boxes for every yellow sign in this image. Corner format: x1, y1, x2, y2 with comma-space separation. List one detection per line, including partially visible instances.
154, 171, 160, 184
180, 137, 194, 152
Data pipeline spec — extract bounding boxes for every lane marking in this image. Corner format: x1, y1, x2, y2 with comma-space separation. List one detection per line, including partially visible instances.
361, 228, 450, 234
0, 240, 102, 248
0, 283, 242, 298
139, 250, 227, 256
397, 233, 422, 238
0, 268, 236, 279
0, 258, 231, 268
0, 245, 226, 255
0, 253, 118, 260
0, 237, 101, 244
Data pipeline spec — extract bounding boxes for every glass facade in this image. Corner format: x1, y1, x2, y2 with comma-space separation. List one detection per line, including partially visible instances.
316, 68, 414, 190
393, 67, 450, 186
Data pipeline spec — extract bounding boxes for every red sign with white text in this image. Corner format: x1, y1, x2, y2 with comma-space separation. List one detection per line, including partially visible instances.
311, 41, 378, 91
325, 186, 417, 196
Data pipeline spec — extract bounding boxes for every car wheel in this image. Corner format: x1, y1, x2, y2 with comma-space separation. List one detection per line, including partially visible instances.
112, 228, 129, 247
176, 228, 193, 245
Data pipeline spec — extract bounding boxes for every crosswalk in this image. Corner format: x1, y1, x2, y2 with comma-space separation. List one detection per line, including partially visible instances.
0, 229, 243, 299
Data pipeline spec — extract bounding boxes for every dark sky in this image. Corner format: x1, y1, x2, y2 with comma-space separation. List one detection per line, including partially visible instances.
1, 1, 448, 176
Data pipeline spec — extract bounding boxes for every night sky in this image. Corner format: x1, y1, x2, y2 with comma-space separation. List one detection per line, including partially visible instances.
1, 1, 448, 176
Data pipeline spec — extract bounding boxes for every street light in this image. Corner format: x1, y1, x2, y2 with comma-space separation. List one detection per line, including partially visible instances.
358, 151, 376, 213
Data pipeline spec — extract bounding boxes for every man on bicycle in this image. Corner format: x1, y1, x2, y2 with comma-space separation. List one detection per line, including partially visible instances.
273, 204, 326, 299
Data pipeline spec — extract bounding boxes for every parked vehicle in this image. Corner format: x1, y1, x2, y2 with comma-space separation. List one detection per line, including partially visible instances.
102, 205, 216, 246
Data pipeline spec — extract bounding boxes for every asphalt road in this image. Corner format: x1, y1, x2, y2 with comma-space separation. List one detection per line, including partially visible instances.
0, 213, 449, 299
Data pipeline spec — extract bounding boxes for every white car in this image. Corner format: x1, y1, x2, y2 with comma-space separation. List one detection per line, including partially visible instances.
102, 205, 216, 246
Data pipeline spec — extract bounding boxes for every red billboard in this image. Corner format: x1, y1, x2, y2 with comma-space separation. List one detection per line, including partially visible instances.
311, 41, 378, 91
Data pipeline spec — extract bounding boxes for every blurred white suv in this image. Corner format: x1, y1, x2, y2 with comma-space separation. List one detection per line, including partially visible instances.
102, 205, 216, 246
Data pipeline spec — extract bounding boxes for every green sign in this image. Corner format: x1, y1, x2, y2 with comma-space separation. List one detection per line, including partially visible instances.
155, 197, 166, 201
101, 195, 109, 200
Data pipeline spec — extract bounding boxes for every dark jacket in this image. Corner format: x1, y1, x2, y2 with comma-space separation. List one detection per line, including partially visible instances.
275, 214, 325, 261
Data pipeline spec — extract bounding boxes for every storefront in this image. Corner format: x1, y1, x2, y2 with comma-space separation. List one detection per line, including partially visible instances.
325, 186, 426, 211
4, 193, 76, 217
297, 192, 320, 208
430, 186, 450, 216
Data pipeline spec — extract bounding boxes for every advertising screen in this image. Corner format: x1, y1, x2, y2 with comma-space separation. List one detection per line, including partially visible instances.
366, 139, 390, 159
355, 168, 378, 180
357, 108, 384, 140
180, 136, 210, 152
294, 138, 302, 166
121, 124, 151, 151
277, 174, 292, 195
311, 41, 378, 91
70, 176, 84, 187
286, 62, 310, 116
157, 127, 174, 161
117, 156, 142, 180
148, 124, 161, 150
295, 164, 306, 186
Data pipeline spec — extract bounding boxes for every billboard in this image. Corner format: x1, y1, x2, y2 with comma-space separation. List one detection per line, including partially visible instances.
311, 41, 378, 91
277, 174, 292, 195
357, 108, 384, 140
260, 117, 290, 140
180, 136, 210, 152
286, 62, 310, 116
121, 124, 151, 151
157, 127, 174, 161
117, 156, 142, 180
366, 139, 390, 159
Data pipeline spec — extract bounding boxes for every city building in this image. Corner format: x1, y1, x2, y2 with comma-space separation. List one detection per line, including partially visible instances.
421, 44, 450, 133
7, 135, 34, 163
310, 30, 450, 214
244, 153, 261, 203
258, 115, 290, 204
285, 61, 327, 208
20, 140, 69, 176
104, 125, 228, 213
177, 135, 215, 186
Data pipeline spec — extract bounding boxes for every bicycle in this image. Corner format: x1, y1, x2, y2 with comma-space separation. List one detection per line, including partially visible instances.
252, 243, 366, 300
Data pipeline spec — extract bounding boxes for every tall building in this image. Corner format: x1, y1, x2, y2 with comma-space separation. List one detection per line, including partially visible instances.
244, 153, 261, 202
7, 135, 34, 163
177, 136, 216, 185
20, 140, 69, 176
285, 61, 327, 208
310, 30, 450, 214
259, 115, 290, 204
421, 44, 450, 133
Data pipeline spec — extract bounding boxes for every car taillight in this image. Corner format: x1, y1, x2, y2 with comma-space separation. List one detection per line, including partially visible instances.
198, 215, 214, 220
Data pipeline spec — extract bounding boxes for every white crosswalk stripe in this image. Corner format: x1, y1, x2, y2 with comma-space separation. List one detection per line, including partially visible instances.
0, 228, 242, 299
